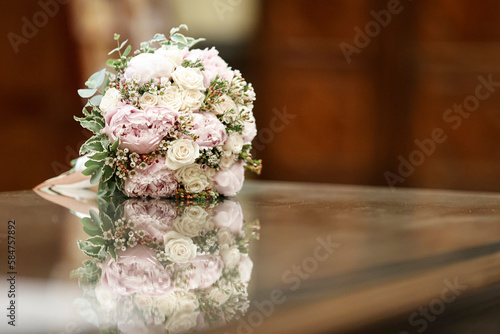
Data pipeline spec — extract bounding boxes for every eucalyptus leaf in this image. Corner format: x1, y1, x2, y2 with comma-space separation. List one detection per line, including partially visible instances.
78, 88, 97, 98
86, 69, 106, 89
122, 45, 132, 58
89, 95, 102, 106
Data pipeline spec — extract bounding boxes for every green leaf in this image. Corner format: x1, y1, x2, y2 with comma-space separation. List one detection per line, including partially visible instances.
78, 120, 103, 134
83, 226, 101, 237
101, 165, 115, 183
78, 88, 97, 98
80, 137, 104, 156
170, 24, 188, 37
171, 33, 188, 45
89, 210, 101, 227
106, 58, 117, 67
81, 165, 100, 176
89, 152, 108, 161
90, 167, 102, 185
119, 39, 128, 50
81, 217, 99, 231
86, 236, 107, 246
110, 138, 120, 151
122, 45, 132, 58
100, 212, 113, 231
84, 159, 102, 168
109, 246, 117, 260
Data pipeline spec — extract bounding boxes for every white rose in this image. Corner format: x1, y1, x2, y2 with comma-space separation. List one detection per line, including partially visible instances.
223, 132, 244, 155
165, 311, 199, 333
241, 111, 257, 144
217, 228, 234, 245
171, 67, 205, 91
158, 85, 183, 111
165, 139, 200, 170
99, 88, 122, 115
184, 177, 209, 193
163, 231, 197, 263
207, 286, 231, 306
213, 94, 238, 115
175, 164, 211, 193
139, 92, 159, 109
219, 244, 241, 268
155, 46, 188, 68
219, 153, 236, 170
180, 89, 204, 112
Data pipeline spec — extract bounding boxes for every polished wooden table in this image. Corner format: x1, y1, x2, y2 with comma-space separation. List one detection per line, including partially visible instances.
2, 180, 500, 333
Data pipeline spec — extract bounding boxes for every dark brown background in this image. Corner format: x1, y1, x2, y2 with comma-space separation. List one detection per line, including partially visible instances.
2, 0, 500, 192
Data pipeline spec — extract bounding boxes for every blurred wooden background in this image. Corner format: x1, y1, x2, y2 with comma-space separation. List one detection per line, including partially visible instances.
2, 0, 500, 192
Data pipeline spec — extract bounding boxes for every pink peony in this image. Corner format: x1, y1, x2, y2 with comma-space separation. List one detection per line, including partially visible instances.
190, 112, 228, 148
213, 162, 245, 196
123, 199, 177, 240
123, 52, 175, 85
186, 48, 234, 88
178, 254, 224, 290
123, 158, 178, 198
104, 104, 179, 154
99, 245, 173, 297
212, 199, 243, 234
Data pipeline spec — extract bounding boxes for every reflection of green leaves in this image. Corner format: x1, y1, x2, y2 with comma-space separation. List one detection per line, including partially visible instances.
70, 259, 101, 288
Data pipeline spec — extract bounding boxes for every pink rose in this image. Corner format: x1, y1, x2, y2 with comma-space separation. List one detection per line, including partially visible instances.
123, 158, 178, 198
186, 48, 234, 87
123, 199, 177, 240
99, 245, 173, 297
213, 162, 245, 196
104, 104, 178, 154
123, 52, 175, 85
178, 254, 224, 289
212, 199, 243, 234
190, 113, 228, 148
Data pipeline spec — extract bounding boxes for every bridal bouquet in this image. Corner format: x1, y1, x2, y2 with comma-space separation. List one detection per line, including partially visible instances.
74, 25, 261, 200
72, 197, 259, 333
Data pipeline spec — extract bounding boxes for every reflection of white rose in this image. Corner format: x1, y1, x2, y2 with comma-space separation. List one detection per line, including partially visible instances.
184, 206, 209, 221
171, 67, 205, 91
180, 89, 204, 112
220, 153, 236, 170
165, 311, 199, 333
155, 292, 177, 317
139, 92, 159, 109
99, 88, 122, 115
173, 217, 204, 237
207, 286, 231, 306
163, 231, 197, 263
223, 132, 244, 155
134, 295, 153, 310
158, 85, 183, 111
213, 94, 237, 115
219, 244, 241, 268
165, 139, 200, 170
217, 228, 234, 245
94, 284, 117, 311
155, 46, 188, 68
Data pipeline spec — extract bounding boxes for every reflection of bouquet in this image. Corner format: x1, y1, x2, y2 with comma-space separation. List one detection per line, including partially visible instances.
72, 198, 259, 333
74, 25, 261, 199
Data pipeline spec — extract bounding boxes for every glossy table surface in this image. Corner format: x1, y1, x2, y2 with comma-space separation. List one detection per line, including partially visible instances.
2, 180, 500, 334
